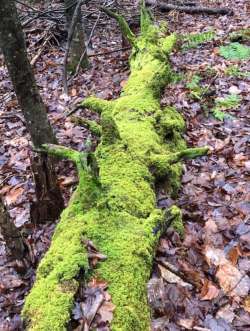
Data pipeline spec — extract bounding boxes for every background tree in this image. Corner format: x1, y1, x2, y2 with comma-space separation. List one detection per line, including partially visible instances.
64, 0, 89, 71
0, 0, 64, 223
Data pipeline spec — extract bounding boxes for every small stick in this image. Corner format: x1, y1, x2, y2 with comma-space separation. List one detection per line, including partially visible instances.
74, 12, 101, 76
31, 33, 52, 66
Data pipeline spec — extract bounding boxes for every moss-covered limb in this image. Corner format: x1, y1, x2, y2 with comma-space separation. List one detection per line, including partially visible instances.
140, 0, 153, 34
150, 147, 209, 176
101, 7, 136, 46
23, 4, 208, 331
81, 96, 114, 114
71, 116, 102, 137
40, 143, 81, 163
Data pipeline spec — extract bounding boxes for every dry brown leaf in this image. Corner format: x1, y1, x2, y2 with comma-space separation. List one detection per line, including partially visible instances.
200, 279, 220, 301
228, 245, 241, 265
98, 301, 116, 323
88, 278, 108, 290
5, 186, 24, 205
243, 296, 250, 313
216, 304, 235, 323
71, 88, 77, 97
120, 79, 127, 87
178, 318, 194, 329
205, 247, 250, 297
158, 264, 193, 289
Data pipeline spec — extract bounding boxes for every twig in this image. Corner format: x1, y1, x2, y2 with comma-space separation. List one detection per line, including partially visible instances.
63, 0, 83, 95
89, 46, 131, 57
75, 12, 101, 75
65, 104, 86, 117
15, 0, 38, 11
31, 33, 52, 66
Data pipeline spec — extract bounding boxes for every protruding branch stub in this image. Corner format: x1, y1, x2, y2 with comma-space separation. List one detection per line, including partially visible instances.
100, 6, 136, 47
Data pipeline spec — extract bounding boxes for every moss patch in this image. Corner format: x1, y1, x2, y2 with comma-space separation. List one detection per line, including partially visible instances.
220, 42, 250, 60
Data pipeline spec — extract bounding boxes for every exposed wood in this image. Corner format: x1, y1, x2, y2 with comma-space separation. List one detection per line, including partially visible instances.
30, 154, 64, 224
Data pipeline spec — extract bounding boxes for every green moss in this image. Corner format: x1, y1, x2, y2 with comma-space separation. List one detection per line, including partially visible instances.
169, 205, 184, 236
220, 42, 250, 60
212, 94, 241, 121
229, 28, 250, 42
23, 5, 207, 331
71, 116, 102, 137
181, 30, 216, 50
225, 64, 250, 78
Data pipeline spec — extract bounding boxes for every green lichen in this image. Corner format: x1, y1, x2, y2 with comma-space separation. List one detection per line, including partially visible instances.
23, 5, 208, 331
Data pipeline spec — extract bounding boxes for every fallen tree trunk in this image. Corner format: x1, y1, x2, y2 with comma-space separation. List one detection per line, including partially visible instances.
146, 0, 234, 15
22, 4, 208, 331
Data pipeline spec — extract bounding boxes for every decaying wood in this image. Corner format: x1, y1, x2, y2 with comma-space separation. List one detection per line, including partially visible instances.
30, 154, 64, 224
22, 4, 208, 331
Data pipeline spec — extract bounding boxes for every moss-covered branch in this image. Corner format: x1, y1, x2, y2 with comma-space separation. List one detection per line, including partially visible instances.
81, 96, 114, 114
101, 7, 136, 46
71, 116, 102, 137
23, 4, 208, 331
40, 143, 81, 163
150, 147, 209, 176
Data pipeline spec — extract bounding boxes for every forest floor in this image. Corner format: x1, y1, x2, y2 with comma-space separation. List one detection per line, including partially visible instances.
0, 0, 249, 330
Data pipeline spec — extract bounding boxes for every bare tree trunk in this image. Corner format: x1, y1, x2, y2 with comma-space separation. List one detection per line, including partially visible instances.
0, 197, 25, 260
64, 0, 89, 71
0, 0, 64, 223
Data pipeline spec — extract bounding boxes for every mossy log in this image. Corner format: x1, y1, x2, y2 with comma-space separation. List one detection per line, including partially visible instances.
22, 5, 208, 331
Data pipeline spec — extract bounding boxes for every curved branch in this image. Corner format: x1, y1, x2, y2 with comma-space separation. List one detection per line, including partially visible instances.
71, 116, 102, 137
100, 7, 136, 46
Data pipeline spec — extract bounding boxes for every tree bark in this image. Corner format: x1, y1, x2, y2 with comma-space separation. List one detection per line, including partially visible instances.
22, 5, 208, 331
0, 0, 64, 223
64, 0, 89, 71
0, 197, 25, 260
0, 0, 55, 147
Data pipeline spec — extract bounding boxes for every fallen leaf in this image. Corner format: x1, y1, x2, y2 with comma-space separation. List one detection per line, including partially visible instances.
158, 264, 193, 289
98, 301, 116, 323
228, 245, 241, 265
5, 186, 24, 205
200, 279, 220, 301
243, 296, 250, 313
216, 304, 235, 323
178, 318, 194, 329
205, 247, 250, 297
